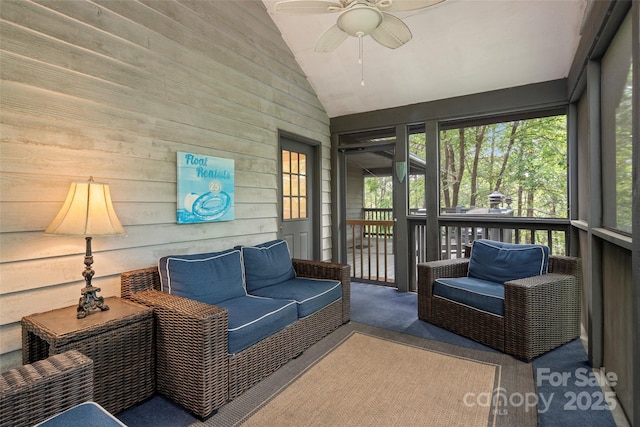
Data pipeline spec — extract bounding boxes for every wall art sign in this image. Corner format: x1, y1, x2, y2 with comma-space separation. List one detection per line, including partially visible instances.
177, 151, 234, 224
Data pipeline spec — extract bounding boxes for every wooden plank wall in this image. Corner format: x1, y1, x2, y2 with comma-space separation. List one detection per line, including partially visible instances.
602, 242, 633, 421
0, 0, 331, 369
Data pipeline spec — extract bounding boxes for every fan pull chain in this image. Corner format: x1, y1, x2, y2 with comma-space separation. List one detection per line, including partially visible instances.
358, 34, 365, 86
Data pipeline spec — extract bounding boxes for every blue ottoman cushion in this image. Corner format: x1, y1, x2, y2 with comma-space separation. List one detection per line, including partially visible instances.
158, 249, 246, 305
217, 295, 298, 354
434, 277, 505, 316
240, 240, 296, 292
249, 277, 342, 318
468, 239, 549, 284
36, 402, 126, 427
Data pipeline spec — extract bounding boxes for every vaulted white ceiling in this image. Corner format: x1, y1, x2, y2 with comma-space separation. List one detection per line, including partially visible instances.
262, 0, 588, 118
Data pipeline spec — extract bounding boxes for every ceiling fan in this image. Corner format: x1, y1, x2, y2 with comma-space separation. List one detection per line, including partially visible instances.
274, 0, 445, 52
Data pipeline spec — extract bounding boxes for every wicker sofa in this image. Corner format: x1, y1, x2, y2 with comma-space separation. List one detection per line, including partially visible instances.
0, 350, 94, 427
418, 239, 581, 361
121, 240, 350, 419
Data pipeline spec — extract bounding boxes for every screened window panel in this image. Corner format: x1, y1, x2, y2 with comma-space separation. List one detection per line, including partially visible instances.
438, 115, 568, 219
601, 12, 632, 234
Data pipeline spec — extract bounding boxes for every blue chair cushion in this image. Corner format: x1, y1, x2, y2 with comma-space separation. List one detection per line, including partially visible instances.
240, 240, 296, 292
249, 277, 342, 318
217, 295, 298, 354
158, 249, 246, 305
434, 277, 505, 316
468, 239, 549, 284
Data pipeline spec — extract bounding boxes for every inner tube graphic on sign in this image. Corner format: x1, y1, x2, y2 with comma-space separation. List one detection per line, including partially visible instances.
191, 191, 231, 220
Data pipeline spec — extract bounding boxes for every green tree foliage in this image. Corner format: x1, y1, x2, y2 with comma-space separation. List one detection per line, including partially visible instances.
615, 69, 633, 233
362, 115, 569, 220
364, 176, 393, 209
440, 115, 568, 218
408, 132, 427, 211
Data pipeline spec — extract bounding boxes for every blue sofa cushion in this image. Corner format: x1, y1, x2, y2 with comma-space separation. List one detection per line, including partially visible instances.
158, 249, 246, 305
434, 277, 505, 316
240, 240, 296, 292
249, 277, 342, 318
468, 239, 549, 284
217, 295, 298, 354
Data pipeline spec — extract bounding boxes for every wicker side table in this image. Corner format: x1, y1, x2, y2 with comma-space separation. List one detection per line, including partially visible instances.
22, 297, 154, 415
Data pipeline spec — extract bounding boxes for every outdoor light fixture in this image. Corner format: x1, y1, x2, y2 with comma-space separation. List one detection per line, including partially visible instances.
45, 177, 125, 319
395, 161, 407, 183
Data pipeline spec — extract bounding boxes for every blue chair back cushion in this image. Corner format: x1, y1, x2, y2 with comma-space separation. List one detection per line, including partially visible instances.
158, 249, 246, 305
468, 239, 549, 284
240, 240, 296, 292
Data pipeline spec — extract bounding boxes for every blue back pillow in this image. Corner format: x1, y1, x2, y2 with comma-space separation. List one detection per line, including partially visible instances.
158, 248, 246, 305
468, 239, 549, 284
240, 240, 296, 292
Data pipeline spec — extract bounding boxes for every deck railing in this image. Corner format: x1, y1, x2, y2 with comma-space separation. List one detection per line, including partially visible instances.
437, 216, 571, 258
349, 213, 571, 290
363, 208, 393, 221
407, 216, 571, 291
346, 219, 394, 283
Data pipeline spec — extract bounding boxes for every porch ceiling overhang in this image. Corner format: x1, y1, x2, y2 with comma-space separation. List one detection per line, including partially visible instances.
262, 0, 588, 118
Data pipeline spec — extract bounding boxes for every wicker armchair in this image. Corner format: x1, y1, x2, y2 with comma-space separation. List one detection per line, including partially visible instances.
0, 350, 94, 427
121, 258, 350, 420
418, 254, 582, 361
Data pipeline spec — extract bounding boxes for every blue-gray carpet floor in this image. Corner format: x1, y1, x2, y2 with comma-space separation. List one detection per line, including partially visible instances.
117, 282, 617, 426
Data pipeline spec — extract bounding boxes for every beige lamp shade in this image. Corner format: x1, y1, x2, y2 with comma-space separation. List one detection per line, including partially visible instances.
45, 179, 125, 236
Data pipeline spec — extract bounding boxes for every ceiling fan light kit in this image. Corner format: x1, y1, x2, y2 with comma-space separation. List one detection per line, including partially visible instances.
275, 0, 445, 50
337, 5, 383, 36
274, 0, 445, 85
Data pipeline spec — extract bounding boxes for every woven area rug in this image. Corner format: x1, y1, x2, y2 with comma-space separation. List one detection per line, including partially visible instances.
194, 322, 537, 427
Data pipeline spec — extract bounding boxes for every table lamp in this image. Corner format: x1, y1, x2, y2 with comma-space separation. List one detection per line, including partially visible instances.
45, 177, 125, 319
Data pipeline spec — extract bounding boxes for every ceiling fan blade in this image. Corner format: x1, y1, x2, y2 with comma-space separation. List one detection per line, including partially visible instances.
375, 0, 445, 12
275, 0, 344, 14
314, 24, 349, 52
370, 13, 412, 49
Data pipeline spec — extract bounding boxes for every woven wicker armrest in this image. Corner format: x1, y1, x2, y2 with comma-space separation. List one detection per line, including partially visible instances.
549, 255, 582, 277
126, 289, 227, 320
1, 350, 94, 427
121, 266, 230, 419
292, 258, 351, 281
504, 272, 581, 360
127, 289, 229, 418
292, 258, 351, 323
418, 258, 470, 282
121, 266, 161, 298
417, 258, 470, 321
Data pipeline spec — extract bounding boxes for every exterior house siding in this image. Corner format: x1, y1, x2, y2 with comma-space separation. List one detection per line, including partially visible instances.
0, 0, 331, 369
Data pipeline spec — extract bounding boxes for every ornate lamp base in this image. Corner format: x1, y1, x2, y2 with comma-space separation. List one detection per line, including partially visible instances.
77, 285, 110, 319
75, 236, 111, 319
